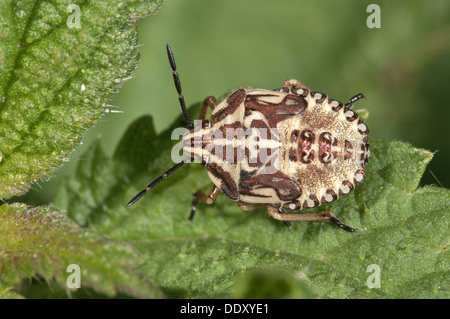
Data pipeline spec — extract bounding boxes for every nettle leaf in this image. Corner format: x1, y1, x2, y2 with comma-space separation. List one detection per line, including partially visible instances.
0, 203, 164, 298
0, 0, 165, 299
0, 0, 162, 199
0, 281, 23, 299
54, 113, 450, 298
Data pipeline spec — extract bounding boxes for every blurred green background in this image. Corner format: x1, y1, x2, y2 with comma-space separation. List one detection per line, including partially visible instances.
23, 0, 450, 205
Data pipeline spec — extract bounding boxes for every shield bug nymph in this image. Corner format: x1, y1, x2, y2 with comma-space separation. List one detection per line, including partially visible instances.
126, 44, 370, 232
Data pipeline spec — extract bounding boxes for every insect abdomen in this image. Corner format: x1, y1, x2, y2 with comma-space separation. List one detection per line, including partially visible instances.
278, 89, 369, 209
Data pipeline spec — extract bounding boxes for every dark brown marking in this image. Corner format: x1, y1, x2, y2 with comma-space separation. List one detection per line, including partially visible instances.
245, 93, 307, 128
211, 88, 246, 125
282, 200, 300, 210
290, 129, 299, 143
319, 132, 332, 164
331, 137, 339, 159
321, 188, 338, 203
239, 169, 302, 202
328, 98, 343, 112
359, 143, 367, 168
364, 143, 370, 162
357, 119, 369, 135
245, 147, 259, 168
207, 163, 239, 200
211, 145, 243, 165
209, 123, 246, 164
353, 169, 366, 186
310, 194, 319, 206
310, 91, 326, 104
298, 129, 315, 164
345, 109, 358, 122
219, 121, 243, 133
239, 169, 254, 181
288, 148, 297, 162
242, 118, 279, 168
359, 138, 370, 169
359, 143, 366, 163
290, 87, 309, 97
344, 140, 353, 160
303, 194, 320, 208
244, 144, 274, 168
246, 119, 273, 139
339, 180, 354, 197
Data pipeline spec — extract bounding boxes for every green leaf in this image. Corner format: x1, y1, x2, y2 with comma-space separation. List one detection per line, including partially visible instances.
230, 269, 315, 299
0, 281, 23, 299
0, 0, 162, 199
54, 113, 450, 298
0, 203, 164, 298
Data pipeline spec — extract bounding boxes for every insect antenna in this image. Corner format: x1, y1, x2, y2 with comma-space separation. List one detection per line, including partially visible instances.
344, 93, 366, 109
166, 44, 194, 129
127, 45, 193, 207
126, 161, 185, 207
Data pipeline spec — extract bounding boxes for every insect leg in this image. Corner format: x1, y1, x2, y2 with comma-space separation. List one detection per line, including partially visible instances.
344, 93, 366, 109
237, 202, 292, 227
199, 96, 218, 121
189, 185, 221, 220
266, 207, 355, 232
237, 201, 268, 211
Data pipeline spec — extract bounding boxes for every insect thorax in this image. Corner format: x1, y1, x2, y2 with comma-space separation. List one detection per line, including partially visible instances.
182, 85, 369, 210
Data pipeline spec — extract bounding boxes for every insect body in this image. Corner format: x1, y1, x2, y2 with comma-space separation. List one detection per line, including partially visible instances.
127, 45, 370, 232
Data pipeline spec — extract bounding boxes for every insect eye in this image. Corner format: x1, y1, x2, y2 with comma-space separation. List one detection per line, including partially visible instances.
202, 120, 211, 128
